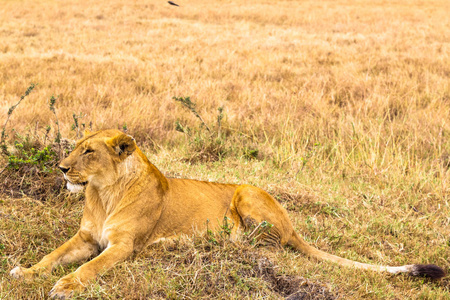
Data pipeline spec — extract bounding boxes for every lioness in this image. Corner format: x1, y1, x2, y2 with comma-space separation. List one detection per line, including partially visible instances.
10, 129, 445, 298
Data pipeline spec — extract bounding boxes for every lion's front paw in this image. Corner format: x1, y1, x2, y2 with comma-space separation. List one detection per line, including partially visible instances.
10, 266, 37, 281
49, 274, 85, 299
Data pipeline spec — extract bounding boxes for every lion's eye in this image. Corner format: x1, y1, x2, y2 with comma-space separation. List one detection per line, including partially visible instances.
83, 149, 94, 155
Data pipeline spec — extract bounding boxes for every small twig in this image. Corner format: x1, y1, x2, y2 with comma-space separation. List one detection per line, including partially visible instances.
217, 106, 223, 138
247, 222, 264, 240
49, 95, 62, 156
72, 113, 84, 138
43, 125, 51, 145
1, 83, 37, 153
19, 172, 27, 190
0, 166, 7, 176
173, 96, 211, 132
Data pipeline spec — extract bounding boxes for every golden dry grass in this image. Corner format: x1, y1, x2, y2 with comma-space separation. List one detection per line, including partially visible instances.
1, 0, 449, 299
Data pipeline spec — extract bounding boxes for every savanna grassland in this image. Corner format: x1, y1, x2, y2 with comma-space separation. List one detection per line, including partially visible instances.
1, 0, 450, 299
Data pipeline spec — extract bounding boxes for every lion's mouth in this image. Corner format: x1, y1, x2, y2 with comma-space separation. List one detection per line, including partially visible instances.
66, 181, 88, 193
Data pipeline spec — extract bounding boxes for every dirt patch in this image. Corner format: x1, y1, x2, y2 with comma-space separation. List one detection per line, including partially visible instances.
0, 167, 65, 200
0, 137, 74, 201
256, 257, 337, 299
145, 236, 338, 299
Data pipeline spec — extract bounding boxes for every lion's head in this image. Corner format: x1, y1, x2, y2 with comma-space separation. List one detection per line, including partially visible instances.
59, 129, 136, 192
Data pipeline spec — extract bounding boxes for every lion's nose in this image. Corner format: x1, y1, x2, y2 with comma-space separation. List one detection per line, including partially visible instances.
59, 166, 70, 174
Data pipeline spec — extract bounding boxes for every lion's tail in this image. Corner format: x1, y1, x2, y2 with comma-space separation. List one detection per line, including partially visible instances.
288, 232, 445, 279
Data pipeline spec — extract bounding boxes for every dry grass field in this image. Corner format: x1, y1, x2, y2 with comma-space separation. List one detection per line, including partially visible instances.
1, 0, 449, 298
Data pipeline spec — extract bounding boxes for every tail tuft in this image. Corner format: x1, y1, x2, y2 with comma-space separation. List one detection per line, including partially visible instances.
410, 264, 446, 279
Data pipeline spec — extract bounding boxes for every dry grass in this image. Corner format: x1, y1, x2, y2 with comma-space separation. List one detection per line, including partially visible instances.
1, 197, 337, 299
1, 0, 449, 298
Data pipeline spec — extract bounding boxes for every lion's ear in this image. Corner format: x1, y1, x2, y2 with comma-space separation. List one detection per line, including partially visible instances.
106, 133, 136, 159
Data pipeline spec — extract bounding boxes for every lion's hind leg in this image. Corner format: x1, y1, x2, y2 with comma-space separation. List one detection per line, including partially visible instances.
229, 185, 295, 249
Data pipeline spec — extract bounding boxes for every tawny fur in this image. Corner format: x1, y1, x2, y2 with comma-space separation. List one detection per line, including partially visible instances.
10, 129, 445, 299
